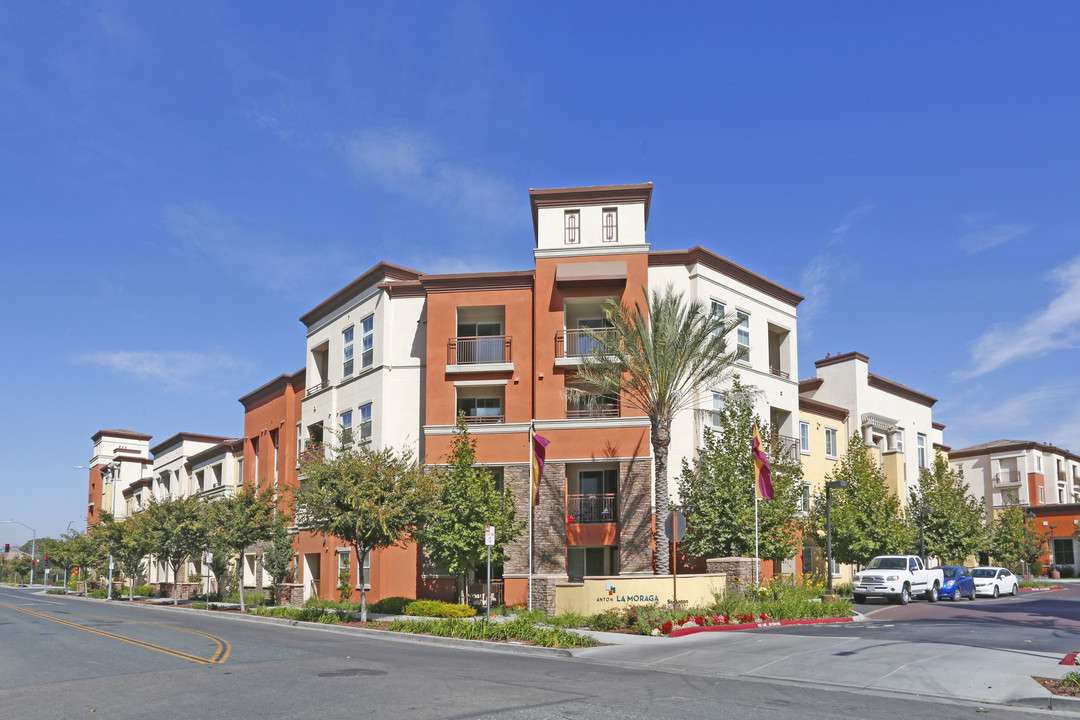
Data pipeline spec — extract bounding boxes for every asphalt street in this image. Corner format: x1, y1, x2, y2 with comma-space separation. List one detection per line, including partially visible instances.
0, 585, 1075, 719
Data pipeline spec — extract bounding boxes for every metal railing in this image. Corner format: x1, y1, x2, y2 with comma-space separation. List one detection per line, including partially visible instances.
566, 395, 620, 419
447, 336, 511, 365
994, 472, 1021, 486
306, 380, 329, 397
461, 413, 505, 425
466, 579, 504, 608
772, 434, 800, 463
769, 366, 790, 379
566, 493, 618, 524
556, 328, 618, 359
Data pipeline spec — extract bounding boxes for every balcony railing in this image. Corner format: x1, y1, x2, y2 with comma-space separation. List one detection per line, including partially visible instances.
772, 434, 800, 463
567, 493, 618, 524
461, 412, 505, 425
769, 366, 790, 379
466, 579, 504, 608
994, 472, 1022, 486
447, 336, 511, 365
306, 380, 329, 397
566, 395, 620, 419
556, 328, 618, 359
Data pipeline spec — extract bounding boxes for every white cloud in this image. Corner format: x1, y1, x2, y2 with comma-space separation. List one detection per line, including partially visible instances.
342, 128, 520, 227
797, 203, 875, 334
163, 204, 350, 296
958, 212, 1032, 253
960, 255, 1080, 377
74, 350, 248, 387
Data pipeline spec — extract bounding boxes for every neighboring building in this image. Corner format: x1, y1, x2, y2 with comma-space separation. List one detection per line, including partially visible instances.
950, 439, 1080, 520
799, 352, 943, 506
796, 393, 850, 580
87, 429, 153, 527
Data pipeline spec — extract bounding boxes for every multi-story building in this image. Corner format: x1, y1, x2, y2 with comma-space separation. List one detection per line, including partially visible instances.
87, 429, 153, 526
799, 352, 943, 506
950, 440, 1080, 573
796, 392, 850, 578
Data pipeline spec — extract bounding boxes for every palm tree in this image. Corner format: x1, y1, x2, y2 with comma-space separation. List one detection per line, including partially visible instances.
576, 283, 739, 574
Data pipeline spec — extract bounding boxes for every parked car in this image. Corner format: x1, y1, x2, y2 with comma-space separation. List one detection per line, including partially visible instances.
853, 555, 944, 605
934, 565, 976, 601
971, 566, 1018, 598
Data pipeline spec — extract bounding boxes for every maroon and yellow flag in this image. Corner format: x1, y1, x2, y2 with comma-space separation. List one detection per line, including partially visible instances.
531, 434, 550, 506
752, 423, 773, 500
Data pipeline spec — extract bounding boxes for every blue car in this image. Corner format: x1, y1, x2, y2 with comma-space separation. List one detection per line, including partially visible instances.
934, 565, 976, 601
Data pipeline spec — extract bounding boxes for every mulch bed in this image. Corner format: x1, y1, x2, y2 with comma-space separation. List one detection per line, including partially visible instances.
1036, 677, 1080, 697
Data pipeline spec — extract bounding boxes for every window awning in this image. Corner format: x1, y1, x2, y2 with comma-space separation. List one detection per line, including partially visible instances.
555, 261, 628, 286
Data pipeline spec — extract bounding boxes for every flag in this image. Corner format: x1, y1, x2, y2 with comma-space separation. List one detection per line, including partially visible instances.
752, 423, 773, 500
531, 434, 550, 506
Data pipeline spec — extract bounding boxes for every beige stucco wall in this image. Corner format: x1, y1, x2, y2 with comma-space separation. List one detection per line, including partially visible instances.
554, 574, 726, 615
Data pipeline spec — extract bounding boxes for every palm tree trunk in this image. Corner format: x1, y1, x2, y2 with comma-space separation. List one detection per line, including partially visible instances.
653, 422, 671, 575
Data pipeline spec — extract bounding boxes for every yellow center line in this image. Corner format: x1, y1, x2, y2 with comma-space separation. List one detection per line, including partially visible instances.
59, 610, 231, 663
0, 601, 228, 665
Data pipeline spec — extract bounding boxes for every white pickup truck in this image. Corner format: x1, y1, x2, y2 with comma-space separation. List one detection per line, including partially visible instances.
852, 555, 944, 605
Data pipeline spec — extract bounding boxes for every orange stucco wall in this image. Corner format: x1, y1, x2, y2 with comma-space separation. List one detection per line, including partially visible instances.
1028, 473, 1046, 506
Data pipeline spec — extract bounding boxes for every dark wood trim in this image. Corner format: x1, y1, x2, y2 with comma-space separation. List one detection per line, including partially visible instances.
799, 396, 849, 422
814, 351, 870, 369
648, 246, 803, 307
379, 280, 426, 298
92, 428, 152, 443
950, 440, 1080, 463
238, 368, 306, 407
530, 183, 653, 238
867, 373, 937, 407
932, 421, 947, 431
799, 377, 824, 393
421, 270, 534, 293
151, 432, 233, 457
300, 261, 424, 326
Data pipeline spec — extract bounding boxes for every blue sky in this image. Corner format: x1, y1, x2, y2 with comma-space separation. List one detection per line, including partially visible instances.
2, 2, 1079, 547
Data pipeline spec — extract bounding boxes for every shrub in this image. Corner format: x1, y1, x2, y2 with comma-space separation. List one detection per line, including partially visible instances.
545, 611, 589, 629
369, 596, 412, 614
404, 599, 476, 618
249, 606, 348, 623
1062, 566, 1076, 579
88, 588, 109, 599
220, 589, 269, 606
134, 585, 153, 597
305, 597, 365, 612
1032, 560, 1044, 576
589, 609, 624, 632
386, 617, 598, 648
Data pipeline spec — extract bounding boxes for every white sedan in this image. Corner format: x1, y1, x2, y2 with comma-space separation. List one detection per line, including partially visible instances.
971, 566, 1018, 598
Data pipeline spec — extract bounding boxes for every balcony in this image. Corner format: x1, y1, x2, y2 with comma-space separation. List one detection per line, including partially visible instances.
994, 472, 1022, 487
772, 434, 800, 463
566, 394, 620, 420
555, 328, 618, 365
306, 380, 329, 397
567, 493, 618, 524
461, 412, 505, 425
769, 366, 790, 380
199, 485, 233, 501
446, 336, 513, 373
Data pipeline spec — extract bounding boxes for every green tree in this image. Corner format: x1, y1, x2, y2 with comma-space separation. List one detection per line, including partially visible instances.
907, 454, 987, 564
414, 415, 525, 604
675, 381, 803, 565
576, 283, 739, 573
296, 443, 435, 621
142, 496, 206, 604
262, 513, 296, 605
990, 500, 1044, 574
93, 513, 154, 599
202, 488, 276, 612
807, 434, 913, 566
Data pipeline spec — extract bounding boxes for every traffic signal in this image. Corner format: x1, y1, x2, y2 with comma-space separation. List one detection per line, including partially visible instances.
3, 544, 8, 553
44, 556, 49, 567
30, 559, 35, 566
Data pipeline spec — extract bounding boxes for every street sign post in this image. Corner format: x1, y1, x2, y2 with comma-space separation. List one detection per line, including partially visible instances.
664, 511, 687, 609
484, 526, 495, 618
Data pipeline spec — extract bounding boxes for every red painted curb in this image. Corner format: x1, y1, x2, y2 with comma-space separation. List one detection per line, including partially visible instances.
669, 616, 854, 638
1019, 586, 1065, 592
1060, 651, 1078, 666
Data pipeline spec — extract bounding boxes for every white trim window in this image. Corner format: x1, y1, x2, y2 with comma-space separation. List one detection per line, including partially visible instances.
711, 299, 726, 337
800, 421, 810, 454
896, 429, 904, 453
602, 207, 618, 242
1038, 486, 1045, 504
361, 315, 374, 369
824, 427, 838, 459
712, 392, 725, 427
799, 482, 811, 514
564, 210, 580, 244
917, 434, 927, 469
736, 311, 750, 361
361, 552, 370, 588
343, 326, 355, 376
340, 410, 353, 445
359, 403, 372, 442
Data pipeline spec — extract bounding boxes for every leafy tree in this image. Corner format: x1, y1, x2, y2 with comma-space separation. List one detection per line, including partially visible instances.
414, 415, 525, 604
907, 454, 987, 564
262, 513, 296, 604
296, 443, 435, 621
202, 488, 276, 612
576, 283, 739, 573
806, 434, 913, 566
990, 500, 1044, 573
142, 496, 206, 604
675, 380, 803, 565
91, 513, 153, 599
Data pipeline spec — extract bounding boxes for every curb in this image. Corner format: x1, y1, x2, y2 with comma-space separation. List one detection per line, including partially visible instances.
669, 615, 854, 638
1020, 586, 1065, 592
1061, 651, 1079, 666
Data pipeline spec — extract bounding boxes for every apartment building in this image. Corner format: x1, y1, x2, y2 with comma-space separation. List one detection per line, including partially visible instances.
799, 352, 944, 506
796, 393, 850, 579
87, 429, 153, 526
950, 440, 1080, 572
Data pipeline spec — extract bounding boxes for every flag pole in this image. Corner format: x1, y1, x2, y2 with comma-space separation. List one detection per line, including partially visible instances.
528, 421, 534, 612
754, 489, 760, 586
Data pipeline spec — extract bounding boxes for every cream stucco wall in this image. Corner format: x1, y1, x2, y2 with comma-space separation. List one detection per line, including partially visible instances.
554, 574, 726, 615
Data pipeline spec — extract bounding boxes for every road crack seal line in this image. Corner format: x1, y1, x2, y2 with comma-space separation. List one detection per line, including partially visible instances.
0, 601, 227, 665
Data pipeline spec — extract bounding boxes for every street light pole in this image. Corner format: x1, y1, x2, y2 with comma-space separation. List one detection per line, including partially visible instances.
825, 480, 847, 595
76, 463, 117, 600
0, 520, 37, 586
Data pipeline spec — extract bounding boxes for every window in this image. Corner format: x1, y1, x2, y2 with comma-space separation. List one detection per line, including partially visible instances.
296, 422, 302, 460
917, 434, 927, 469
359, 403, 372, 441
271, 430, 279, 489
824, 427, 838, 459
338, 549, 350, 587
340, 411, 353, 445
457, 395, 503, 423
800, 421, 810, 453
1054, 538, 1075, 566
895, 429, 904, 453
1060, 487, 1066, 504
361, 315, 374, 368
799, 482, 811, 513
361, 551, 370, 587
711, 299, 726, 336
252, 438, 259, 484
1036, 455, 1043, 473
566, 546, 618, 579
602, 207, 618, 242
564, 210, 580, 244
237, 458, 244, 487
712, 392, 725, 427
736, 311, 750, 361
1038, 486, 1045, 503
343, 326, 355, 376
